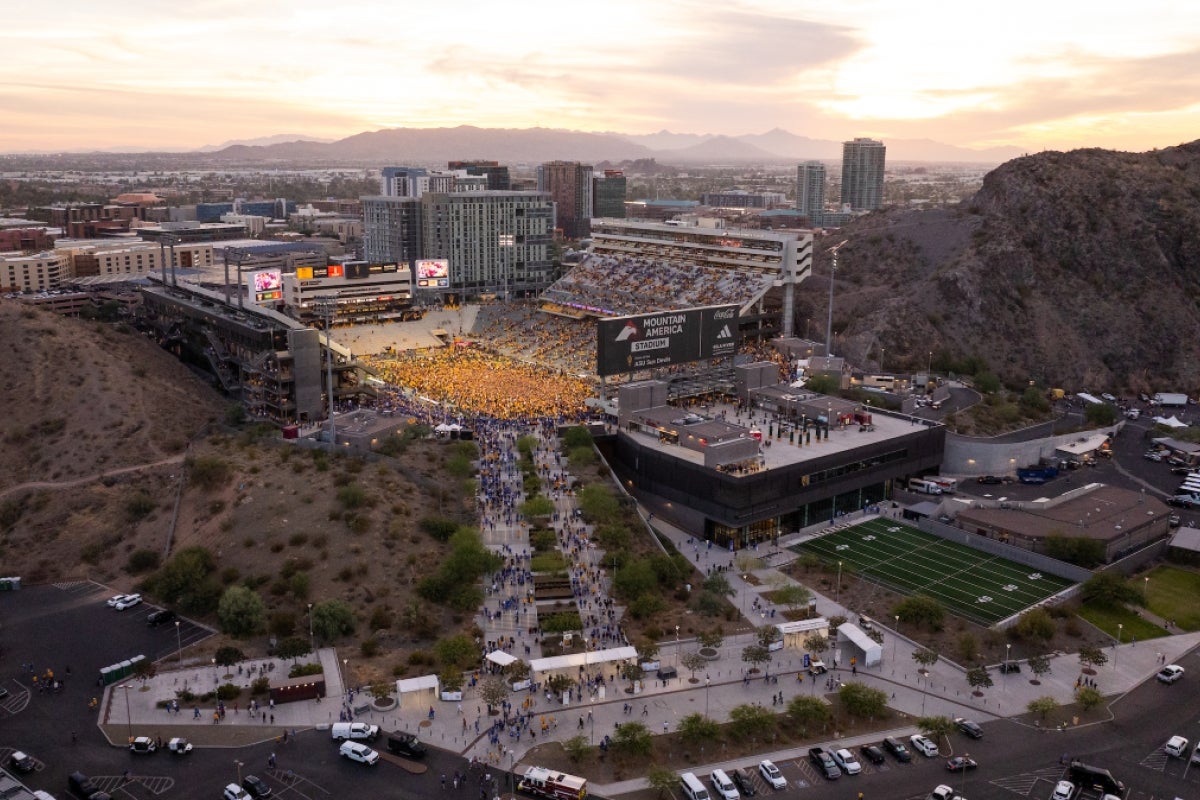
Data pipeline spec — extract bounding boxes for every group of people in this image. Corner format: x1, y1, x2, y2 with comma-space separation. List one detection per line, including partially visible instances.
363, 348, 592, 421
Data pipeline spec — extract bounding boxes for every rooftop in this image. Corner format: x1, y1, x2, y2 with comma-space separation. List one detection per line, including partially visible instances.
956, 483, 1171, 542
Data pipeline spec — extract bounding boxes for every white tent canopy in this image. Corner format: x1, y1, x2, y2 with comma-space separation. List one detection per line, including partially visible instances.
485, 651, 519, 667
530, 646, 637, 676
434, 422, 463, 433
836, 622, 883, 667
1153, 416, 1189, 429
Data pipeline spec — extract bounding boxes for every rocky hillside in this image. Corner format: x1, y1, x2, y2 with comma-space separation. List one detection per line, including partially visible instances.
802, 140, 1200, 392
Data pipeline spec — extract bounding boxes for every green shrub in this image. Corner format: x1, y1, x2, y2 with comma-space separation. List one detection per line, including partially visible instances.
126, 549, 161, 574
289, 662, 324, 678
216, 683, 241, 701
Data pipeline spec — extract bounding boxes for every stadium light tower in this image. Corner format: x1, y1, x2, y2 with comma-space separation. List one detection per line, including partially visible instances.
313, 295, 340, 452
825, 240, 848, 357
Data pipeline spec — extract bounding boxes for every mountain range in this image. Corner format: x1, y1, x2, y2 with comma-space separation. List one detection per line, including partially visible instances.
204, 126, 1022, 165
14, 126, 1022, 164
802, 139, 1200, 391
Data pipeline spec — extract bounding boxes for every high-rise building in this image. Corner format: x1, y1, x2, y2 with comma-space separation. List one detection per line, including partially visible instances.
380, 167, 430, 198
448, 161, 511, 191
795, 161, 826, 224
536, 161, 594, 239
362, 196, 423, 265
840, 138, 886, 211
421, 191, 556, 297
592, 170, 627, 218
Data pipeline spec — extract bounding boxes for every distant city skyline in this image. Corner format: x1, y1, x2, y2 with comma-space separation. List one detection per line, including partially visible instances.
3, 1, 1199, 154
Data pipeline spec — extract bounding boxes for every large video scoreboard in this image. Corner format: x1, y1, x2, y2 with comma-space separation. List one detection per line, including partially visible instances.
595, 304, 739, 377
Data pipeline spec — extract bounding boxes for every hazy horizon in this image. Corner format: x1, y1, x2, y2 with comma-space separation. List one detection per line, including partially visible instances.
3, 0, 1198, 154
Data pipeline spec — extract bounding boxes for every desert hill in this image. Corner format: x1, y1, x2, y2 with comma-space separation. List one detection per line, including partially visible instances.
802, 140, 1200, 392
0, 303, 222, 493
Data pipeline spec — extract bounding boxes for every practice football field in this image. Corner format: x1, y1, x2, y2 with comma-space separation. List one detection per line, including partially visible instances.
793, 518, 1077, 625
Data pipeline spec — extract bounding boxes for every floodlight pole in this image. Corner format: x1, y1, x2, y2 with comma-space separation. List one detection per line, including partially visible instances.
825, 240, 847, 357
313, 295, 339, 451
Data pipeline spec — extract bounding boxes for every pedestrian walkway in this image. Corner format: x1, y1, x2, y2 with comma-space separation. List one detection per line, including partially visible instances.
102, 424, 1200, 798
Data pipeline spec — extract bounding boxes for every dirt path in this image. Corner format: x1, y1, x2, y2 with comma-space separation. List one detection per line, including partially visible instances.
0, 454, 186, 499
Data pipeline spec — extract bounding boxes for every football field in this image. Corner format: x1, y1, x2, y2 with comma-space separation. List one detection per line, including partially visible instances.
793, 518, 1076, 626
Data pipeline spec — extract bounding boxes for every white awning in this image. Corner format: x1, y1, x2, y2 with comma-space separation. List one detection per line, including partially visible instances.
836, 623, 883, 667
396, 674, 439, 694
1056, 434, 1111, 456
530, 646, 637, 674
486, 651, 519, 667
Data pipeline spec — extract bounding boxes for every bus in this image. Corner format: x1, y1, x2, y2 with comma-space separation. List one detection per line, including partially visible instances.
907, 478, 943, 495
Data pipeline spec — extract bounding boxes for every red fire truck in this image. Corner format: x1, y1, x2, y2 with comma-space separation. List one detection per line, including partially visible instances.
518, 767, 587, 800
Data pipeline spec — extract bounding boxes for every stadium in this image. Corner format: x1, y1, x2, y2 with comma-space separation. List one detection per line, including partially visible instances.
140, 216, 944, 547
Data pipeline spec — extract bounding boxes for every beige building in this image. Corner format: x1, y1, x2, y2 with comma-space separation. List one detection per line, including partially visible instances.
0, 251, 69, 292
56, 240, 214, 279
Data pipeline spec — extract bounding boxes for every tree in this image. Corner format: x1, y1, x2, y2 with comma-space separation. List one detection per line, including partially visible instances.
505, 660, 532, 683
311, 599, 356, 641
1075, 685, 1104, 711
917, 715, 956, 747
611, 721, 653, 758
1044, 536, 1107, 568
786, 696, 831, 734
681, 651, 708, 680
803, 632, 830, 657
741, 644, 771, 673
519, 495, 554, 519
1084, 402, 1117, 426
966, 666, 994, 693
479, 677, 509, 713
911, 647, 939, 673
546, 673, 574, 695
148, 546, 220, 614
1081, 572, 1144, 608
439, 667, 464, 692
772, 583, 812, 613
728, 703, 776, 742
434, 634, 478, 670
756, 626, 782, 649
1013, 607, 1056, 643
636, 640, 660, 664
1027, 654, 1052, 683
697, 630, 725, 650
563, 734, 595, 765
214, 646, 246, 667
132, 659, 157, 683
217, 586, 266, 637
620, 662, 644, 688
275, 636, 311, 664
839, 682, 888, 718
1027, 696, 1058, 722
893, 594, 945, 631
677, 713, 720, 746
369, 680, 393, 701
956, 631, 978, 663
702, 573, 735, 598
1078, 645, 1108, 671
647, 767, 679, 798
735, 552, 764, 573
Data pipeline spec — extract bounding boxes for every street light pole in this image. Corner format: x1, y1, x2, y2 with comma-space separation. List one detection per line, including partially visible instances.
308, 603, 315, 655
675, 625, 681, 668
705, 676, 711, 717
1115, 623, 1123, 668
236, 760, 243, 784
892, 615, 899, 665
1005, 644, 1011, 691
175, 620, 183, 665
836, 561, 843, 607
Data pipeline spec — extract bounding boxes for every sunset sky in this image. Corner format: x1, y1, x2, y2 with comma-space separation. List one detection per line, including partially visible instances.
3, 0, 1199, 153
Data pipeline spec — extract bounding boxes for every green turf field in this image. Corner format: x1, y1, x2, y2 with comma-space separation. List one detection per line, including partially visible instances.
793, 518, 1077, 626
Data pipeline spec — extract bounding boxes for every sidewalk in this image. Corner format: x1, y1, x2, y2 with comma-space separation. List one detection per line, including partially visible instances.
103, 421, 1200, 797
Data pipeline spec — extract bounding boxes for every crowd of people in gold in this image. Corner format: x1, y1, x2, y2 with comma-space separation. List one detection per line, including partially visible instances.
363, 348, 594, 421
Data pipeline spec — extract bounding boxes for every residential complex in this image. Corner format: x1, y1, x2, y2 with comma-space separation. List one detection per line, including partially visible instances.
841, 137, 887, 211
592, 170, 627, 219
795, 160, 827, 225
536, 160, 594, 239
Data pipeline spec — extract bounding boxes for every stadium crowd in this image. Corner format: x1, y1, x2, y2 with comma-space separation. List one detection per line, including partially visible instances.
541, 254, 775, 317
362, 348, 593, 421
470, 304, 595, 375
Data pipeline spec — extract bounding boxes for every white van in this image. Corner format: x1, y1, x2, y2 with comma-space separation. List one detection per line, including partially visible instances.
331, 722, 379, 741
680, 772, 711, 800
908, 478, 943, 495
930, 477, 958, 494
709, 769, 739, 800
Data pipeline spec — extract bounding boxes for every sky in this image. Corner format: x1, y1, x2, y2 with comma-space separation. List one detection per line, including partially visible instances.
3, 0, 1200, 153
